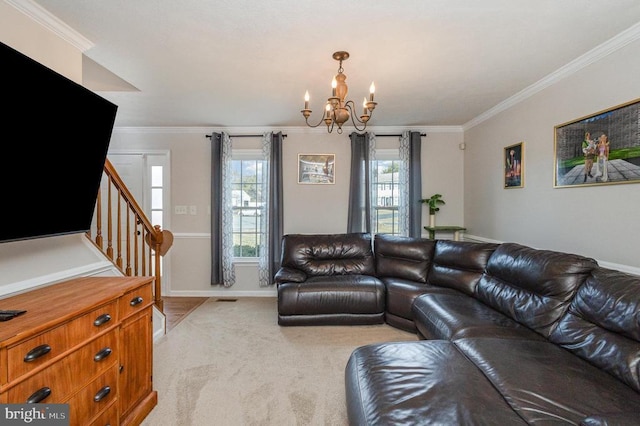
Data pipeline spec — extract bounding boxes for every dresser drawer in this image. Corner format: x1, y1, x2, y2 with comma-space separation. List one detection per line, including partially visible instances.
119, 283, 153, 318
88, 399, 118, 426
67, 364, 118, 426
7, 301, 118, 382
6, 329, 118, 403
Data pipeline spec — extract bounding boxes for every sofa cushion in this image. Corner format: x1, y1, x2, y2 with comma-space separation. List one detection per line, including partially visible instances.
277, 275, 385, 316
476, 242, 598, 337
455, 337, 640, 424
427, 240, 499, 295
381, 278, 459, 332
279, 233, 375, 277
345, 340, 528, 425
412, 293, 546, 341
374, 234, 435, 283
549, 267, 640, 392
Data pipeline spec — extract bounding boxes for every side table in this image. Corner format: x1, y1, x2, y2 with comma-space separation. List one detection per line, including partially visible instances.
424, 225, 467, 241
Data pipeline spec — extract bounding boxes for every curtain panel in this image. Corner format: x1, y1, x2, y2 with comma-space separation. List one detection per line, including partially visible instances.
347, 132, 374, 234
210, 132, 236, 287
400, 131, 423, 238
257, 131, 284, 287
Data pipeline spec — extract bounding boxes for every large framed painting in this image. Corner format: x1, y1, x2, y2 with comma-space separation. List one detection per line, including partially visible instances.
504, 142, 524, 188
554, 98, 640, 188
298, 153, 335, 184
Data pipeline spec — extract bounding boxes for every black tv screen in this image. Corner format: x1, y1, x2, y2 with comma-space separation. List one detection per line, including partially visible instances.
1, 42, 118, 243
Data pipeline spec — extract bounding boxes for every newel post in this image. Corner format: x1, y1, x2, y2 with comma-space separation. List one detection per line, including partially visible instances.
150, 225, 164, 312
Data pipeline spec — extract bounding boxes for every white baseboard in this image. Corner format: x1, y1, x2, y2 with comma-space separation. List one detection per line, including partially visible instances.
166, 289, 277, 298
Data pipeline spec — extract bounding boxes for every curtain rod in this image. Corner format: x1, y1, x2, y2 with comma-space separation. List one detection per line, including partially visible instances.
374, 133, 426, 137
205, 134, 287, 139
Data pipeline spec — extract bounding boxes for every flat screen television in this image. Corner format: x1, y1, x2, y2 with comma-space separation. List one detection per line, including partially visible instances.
1, 41, 118, 243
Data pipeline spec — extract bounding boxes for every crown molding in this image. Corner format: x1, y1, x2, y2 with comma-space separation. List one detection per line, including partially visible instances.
14, 0, 637, 133
112, 125, 463, 135
6, 0, 93, 51
463, 22, 640, 131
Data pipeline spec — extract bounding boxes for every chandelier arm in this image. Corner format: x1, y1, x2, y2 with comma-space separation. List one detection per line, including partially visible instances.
344, 101, 368, 132
328, 111, 336, 133
304, 111, 329, 128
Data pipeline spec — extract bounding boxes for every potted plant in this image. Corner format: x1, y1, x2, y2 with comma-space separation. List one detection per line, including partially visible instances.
420, 194, 445, 227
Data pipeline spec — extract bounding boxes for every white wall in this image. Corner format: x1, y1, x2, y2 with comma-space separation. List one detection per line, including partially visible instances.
464, 38, 640, 272
0, 1, 82, 83
7, 1, 637, 299
108, 128, 465, 296
0, 2, 118, 298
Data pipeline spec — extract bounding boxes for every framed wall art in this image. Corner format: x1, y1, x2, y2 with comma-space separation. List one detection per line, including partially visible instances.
504, 142, 524, 188
554, 98, 640, 188
298, 153, 335, 184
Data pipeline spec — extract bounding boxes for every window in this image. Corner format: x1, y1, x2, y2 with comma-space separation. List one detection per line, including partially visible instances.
231, 151, 266, 258
372, 151, 401, 235
150, 165, 164, 228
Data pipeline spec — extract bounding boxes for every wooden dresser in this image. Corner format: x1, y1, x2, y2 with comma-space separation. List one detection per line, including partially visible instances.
0, 276, 157, 426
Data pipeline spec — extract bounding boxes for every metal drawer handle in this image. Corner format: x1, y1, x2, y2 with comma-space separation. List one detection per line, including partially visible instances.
24, 344, 51, 362
94, 313, 112, 327
94, 347, 112, 362
94, 385, 111, 402
130, 296, 144, 306
27, 387, 51, 403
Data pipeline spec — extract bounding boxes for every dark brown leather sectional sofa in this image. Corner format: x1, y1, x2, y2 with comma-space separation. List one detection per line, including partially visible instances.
274, 233, 640, 425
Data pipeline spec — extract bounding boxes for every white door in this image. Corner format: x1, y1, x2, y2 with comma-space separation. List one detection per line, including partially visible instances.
108, 154, 145, 207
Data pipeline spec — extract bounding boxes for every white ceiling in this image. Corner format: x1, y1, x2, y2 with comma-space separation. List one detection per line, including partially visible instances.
22, 0, 640, 129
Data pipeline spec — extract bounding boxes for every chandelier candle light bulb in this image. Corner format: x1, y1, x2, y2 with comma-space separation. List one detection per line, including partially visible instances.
304, 91, 309, 110
370, 82, 375, 102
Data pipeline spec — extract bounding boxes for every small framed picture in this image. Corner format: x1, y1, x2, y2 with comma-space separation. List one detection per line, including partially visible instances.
504, 142, 524, 188
554, 98, 640, 188
298, 154, 335, 184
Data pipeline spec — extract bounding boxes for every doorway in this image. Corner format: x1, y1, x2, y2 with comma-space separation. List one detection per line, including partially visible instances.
108, 151, 171, 293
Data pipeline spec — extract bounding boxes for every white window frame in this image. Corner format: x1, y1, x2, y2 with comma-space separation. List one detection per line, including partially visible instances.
231, 149, 266, 263
372, 149, 401, 236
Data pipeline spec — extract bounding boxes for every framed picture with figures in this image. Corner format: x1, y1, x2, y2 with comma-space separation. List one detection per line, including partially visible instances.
504, 142, 524, 188
553, 98, 640, 188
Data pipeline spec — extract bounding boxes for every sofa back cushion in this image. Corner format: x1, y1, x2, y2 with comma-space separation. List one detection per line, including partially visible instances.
427, 240, 499, 295
476, 242, 597, 337
280, 233, 375, 276
374, 234, 435, 283
549, 268, 640, 392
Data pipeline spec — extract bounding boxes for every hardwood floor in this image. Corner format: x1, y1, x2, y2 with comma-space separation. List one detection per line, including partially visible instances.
162, 296, 209, 332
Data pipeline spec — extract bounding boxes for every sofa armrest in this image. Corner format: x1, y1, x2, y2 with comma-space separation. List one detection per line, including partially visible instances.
274, 267, 307, 283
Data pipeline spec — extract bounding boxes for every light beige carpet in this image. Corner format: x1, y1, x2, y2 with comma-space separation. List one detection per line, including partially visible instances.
142, 297, 417, 426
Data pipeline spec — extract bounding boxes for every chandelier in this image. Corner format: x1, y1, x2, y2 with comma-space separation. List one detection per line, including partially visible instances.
301, 51, 377, 134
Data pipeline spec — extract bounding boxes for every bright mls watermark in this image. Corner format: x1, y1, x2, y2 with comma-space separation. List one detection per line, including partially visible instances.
1, 404, 68, 425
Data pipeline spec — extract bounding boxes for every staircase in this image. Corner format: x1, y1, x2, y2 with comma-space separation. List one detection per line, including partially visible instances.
86, 158, 172, 313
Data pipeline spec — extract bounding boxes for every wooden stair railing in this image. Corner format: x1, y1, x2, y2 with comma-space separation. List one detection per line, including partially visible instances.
86, 158, 172, 313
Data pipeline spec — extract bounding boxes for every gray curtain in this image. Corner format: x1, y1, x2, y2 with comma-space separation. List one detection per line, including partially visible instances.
258, 131, 284, 286
210, 132, 235, 286
347, 132, 372, 233
210, 132, 223, 284
406, 131, 423, 237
